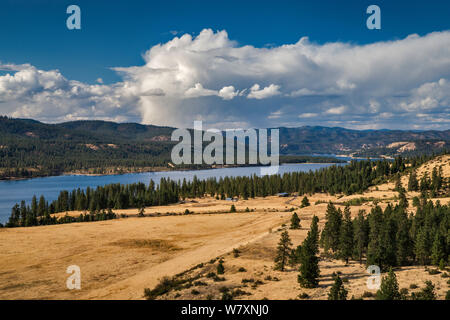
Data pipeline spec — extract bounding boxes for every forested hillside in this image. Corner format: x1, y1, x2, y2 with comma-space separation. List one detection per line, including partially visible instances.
1, 116, 449, 179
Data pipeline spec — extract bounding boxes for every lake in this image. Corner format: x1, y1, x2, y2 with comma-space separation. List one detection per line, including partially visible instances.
0, 163, 345, 223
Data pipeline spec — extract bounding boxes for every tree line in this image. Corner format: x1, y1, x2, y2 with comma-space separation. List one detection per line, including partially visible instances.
4, 154, 448, 228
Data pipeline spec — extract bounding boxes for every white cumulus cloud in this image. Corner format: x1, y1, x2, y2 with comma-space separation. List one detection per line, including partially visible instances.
1, 28, 450, 129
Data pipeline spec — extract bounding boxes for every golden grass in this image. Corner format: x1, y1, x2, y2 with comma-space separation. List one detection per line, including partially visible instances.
0, 155, 449, 300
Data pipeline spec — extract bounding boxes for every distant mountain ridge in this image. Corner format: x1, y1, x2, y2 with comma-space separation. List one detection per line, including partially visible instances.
276, 126, 450, 155
1, 116, 449, 157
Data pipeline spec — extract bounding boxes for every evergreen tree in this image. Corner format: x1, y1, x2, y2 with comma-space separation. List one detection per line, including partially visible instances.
396, 210, 412, 266
320, 203, 342, 253
376, 268, 401, 300
415, 227, 431, 265
328, 273, 348, 300
367, 206, 384, 268
353, 210, 368, 264
217, 260, 225, 274
274, 231, 293, 271
339, 206, 353, 264
290, 212, 301, 229
408, 171, 419, 191
398, 188, 409, 209
230, 204, 236, 213
380, 213, 398, 268
289, 245, 302, 267
300, 196, 310, 208
411, 281, 436, 300
394, 174, 402, 192
37, 195, 46, 217
298, 216, 320, 288
431, 233, 446, 266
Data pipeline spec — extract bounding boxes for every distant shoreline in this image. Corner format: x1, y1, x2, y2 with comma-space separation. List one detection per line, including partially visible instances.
0, 160, 346, 182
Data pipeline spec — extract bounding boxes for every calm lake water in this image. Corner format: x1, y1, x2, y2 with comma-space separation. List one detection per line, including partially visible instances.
0, 163, 345, 223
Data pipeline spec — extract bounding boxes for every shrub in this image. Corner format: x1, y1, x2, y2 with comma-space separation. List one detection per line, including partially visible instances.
298, 293, 309, 299
230, 205, 236, 213
241, 278, 254, 283
232, 289, 251, 298
222, 292, 233, 300
428, 269, 441, 275
362, 291, 374, 298
399, 288, 409, 299
144, 277, 180, 300
446, 291, 450, 300
410, 281, 436, 300
233, 248, 240, 258
328, 274, 348, 300
217, 261, 225, 274
213, 276, 226, 282
238, 267, 246, 272
191, 289, 200, 295
409, 284, 419, 289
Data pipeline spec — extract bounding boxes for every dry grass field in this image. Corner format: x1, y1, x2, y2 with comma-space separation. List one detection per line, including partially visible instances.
0, 155, 449, 300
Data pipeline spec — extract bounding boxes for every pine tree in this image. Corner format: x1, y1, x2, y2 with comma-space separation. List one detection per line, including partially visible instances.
290, 212, 301, 229
31, 195, 38, 217
217, 260, 225, 274
274, 231, 293, 271
415, 227, 431, 265
394, 174, 402, 192
376, 268, 401, 300
37, 195, 46, 217
320, 203, 342, 253
396, 210, 412, 266
300, 196, 310, 208
431, 233, 446, 266
328, 273, 348, 300
408, 171, 419, 191
353, 210, 368, 264
339, 206, 353, 264
289, 245, 302, 267
367, 206, 384, 268
411, 281, 436, 300
398, 188, 408, 209
298, 216, 320, 288
380, 214, 398, 268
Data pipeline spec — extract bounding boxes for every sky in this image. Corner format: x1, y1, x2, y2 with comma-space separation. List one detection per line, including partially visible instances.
0, 0, 449, 130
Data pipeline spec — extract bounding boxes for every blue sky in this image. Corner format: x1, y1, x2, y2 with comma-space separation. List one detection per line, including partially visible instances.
2, 0, 450, 83
0, 0, 449, 129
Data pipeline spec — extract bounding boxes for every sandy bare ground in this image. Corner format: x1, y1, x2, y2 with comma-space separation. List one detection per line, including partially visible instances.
0, 155, 448, 300
160, 225, 449, 300
0, 199, 291, 300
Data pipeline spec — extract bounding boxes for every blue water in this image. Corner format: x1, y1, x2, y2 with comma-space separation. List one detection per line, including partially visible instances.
0, 163, 344, 223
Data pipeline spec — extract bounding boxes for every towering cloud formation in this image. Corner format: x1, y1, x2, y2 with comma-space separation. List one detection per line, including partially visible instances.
1, 29, 450, 129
